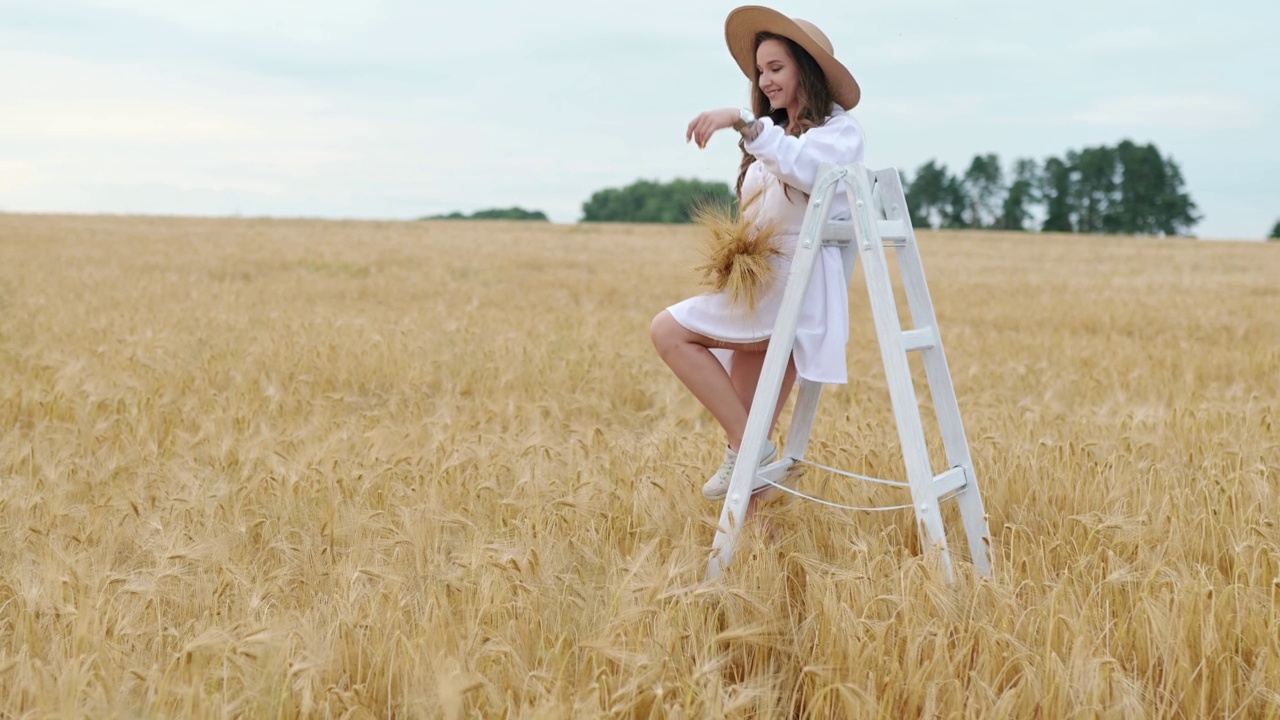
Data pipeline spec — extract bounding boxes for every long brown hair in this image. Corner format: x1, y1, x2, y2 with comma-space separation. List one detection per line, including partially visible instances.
734, 32, 836, 200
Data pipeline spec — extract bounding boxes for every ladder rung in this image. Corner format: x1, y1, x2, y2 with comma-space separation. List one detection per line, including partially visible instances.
821, 220, 909, 247
901, 327, 936, 351
933, 467, 967, 496
877, 219, 907, 242
736, 460, 803, 496
822, 221, 854, 245
758, 460, 793, 484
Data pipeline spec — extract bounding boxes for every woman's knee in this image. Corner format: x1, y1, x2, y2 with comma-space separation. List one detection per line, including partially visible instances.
650, 311, 682, 355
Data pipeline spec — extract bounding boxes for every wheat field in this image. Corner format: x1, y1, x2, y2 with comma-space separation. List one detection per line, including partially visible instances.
1, 213, 1277, 718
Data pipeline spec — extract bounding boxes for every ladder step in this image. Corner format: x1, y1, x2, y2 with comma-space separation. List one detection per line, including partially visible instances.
877, 219, 907, 242
933, 467, 968, 496
901, 327, 937, 351
822, 221, 854, 245
746, 459, 803, 495
821, 220, 908, 247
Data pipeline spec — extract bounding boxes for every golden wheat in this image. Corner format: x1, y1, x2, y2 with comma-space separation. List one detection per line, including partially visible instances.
0, 213, 1277, 718
691, 190, 781, 312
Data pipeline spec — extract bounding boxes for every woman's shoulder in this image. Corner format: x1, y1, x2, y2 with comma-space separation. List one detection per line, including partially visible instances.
803, 105, 865, 147
818, 105, 863, 135
805, 105, 865, 158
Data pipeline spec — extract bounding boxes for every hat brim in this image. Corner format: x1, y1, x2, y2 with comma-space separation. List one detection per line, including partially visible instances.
725, 6, 861, 111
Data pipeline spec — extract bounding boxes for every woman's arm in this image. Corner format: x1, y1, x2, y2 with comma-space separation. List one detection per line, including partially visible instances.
744, 113, 866, 193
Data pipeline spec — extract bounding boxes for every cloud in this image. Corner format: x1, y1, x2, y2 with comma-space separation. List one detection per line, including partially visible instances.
1069, 94, 1264, 129
855, 36, 1036, 65
2, 98, 263, 146
0, 47, 443, 213
79, 0, 388, 44
1069, 27, 1166, 55
0, 47, 388, 155
0, 161, 33, 193
860, 39, 1039, 66
867, 94, 988, 124
0, 42, 658, 222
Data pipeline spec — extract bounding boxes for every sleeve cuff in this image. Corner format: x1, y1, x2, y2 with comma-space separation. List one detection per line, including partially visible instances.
743, 116, 778, 154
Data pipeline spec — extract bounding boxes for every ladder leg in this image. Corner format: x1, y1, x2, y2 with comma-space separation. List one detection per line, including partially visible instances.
919, 339, 991, 573
848, 169, 955, 579
707, 326, 795, 578
782, 379, 822, 462
706, 165, 850, 581
872, 168, 992, 575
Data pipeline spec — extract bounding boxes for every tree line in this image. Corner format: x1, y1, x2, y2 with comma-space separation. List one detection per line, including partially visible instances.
423, 207, 548, 221
422, 140, 1279, 239
903, 140, 1199, 236
569, 140, 1213, 238
580, 178, 735, 224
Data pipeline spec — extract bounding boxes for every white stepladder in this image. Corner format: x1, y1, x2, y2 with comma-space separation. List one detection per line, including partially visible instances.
705, 163, 992, 582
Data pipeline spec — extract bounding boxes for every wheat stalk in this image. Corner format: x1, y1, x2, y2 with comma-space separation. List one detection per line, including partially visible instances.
691, 189, 783, 312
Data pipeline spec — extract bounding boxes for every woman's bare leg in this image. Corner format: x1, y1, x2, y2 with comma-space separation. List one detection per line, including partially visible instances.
650, 310, 773, 451
729, 351, 798, 521
652, 311, 798, 520
729, 350, 797, 440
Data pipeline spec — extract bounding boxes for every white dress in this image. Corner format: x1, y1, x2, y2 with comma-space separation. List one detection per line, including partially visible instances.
667, 107, 866, 384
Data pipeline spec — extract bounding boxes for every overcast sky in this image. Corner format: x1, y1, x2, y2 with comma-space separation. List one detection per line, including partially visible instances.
2, 0, 1277, 239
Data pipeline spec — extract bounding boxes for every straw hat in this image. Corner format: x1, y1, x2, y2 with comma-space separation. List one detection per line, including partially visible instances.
724, 6, 860, 110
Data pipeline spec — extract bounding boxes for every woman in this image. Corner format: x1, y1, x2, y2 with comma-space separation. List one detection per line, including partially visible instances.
650, 6, 865, 501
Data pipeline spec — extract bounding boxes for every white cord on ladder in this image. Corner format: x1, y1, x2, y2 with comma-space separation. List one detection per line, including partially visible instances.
757, 476, 916, 512
793, 459, 910, 488
751, 458, 915, 513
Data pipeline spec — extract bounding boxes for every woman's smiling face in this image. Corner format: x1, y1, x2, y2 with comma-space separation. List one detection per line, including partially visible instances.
756, 38, 799, 113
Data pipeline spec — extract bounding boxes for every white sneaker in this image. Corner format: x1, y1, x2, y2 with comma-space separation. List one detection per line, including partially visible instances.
701, 439, 778, 500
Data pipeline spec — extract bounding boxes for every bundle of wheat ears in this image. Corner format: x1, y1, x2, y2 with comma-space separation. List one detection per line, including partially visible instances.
692, 190, 782, 312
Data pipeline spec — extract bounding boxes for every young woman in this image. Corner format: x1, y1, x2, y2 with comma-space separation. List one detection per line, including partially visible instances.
650, 6, 866, 501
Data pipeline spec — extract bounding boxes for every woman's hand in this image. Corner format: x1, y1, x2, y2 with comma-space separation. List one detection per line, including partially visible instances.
686, 108, 740, 149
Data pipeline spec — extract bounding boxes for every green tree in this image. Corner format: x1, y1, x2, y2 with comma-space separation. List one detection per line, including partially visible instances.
1271, 220, 1280, 240
1152, 154, 1200, 236
961, 153, 1004, 229
469, 207, 548, 221
940, 174, 970, 229
1040, 156, 1074, 233
904, 160, 954, 229
423, 207, 548, 221
1071, 146, 1119, 233
905, 142, 1199, 237
998, 158, 1039, 231
1105, 140, 1199, 236
581, 178, 734, 223
1053, 141, 1200, 236
1114, 140, 1164, 234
